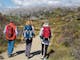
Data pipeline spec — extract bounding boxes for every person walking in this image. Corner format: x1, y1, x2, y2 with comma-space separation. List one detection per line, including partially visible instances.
39, 22, 52, 59
23, 20, 35, 59
3, 21, 18, 57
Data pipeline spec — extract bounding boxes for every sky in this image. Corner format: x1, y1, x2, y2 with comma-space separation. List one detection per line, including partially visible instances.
0, 0, 80, 8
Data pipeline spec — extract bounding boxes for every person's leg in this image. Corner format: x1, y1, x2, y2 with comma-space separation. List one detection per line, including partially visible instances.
8, 40, 11, 56
10, 40, 15, 54
42, 44, 44, 56
8, 40, 15, 56
25, 39, 32, 58
44, 45, 48, 57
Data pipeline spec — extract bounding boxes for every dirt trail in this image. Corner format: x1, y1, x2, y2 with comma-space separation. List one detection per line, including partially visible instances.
1, 36, 42, 60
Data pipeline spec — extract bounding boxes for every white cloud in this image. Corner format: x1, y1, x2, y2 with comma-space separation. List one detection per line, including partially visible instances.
12, 0, 80, 7
48, 0, 60, 5
12, 0, 61, 7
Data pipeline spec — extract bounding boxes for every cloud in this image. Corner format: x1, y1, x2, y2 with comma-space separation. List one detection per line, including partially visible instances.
12, 0, 80, 7
48, 0, 60, 5
12, 0, 61, 6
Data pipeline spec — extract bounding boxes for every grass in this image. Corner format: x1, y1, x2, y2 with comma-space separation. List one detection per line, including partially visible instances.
0, 8, 80, 60
0, 39, 7, 53
49, 46, 74, 60
0, 39, 21, 53
48, 15, 80, 60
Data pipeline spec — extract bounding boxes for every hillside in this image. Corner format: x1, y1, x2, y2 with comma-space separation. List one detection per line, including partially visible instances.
0, 7, 80, 60
48, 8, 80, 60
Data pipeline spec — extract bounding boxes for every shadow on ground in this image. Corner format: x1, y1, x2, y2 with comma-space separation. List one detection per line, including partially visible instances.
16, 50, 25, 55
0, 55, 4, 60
12, 50, 25, 57
12, 49, 54, 59
30, 50, 41, 58
47, 49, 55, 58
12, 50, 41, 59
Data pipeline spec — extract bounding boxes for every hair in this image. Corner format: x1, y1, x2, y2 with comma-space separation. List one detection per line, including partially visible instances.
25, 20, 33, 25
43, 22, 49, 27
10, 20, 14, 23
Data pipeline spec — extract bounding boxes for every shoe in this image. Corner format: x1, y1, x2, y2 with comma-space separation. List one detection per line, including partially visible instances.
44, 58, 47, 60
41, 55, 44, 59
28, 56, 31, 59
26, 55, 31, 59
8, 54, 12, 58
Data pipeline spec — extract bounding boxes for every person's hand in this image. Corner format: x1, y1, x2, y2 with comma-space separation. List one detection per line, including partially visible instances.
29, 38, 32, 40
40, 36, 43, 39
33, 35, 35, 38
41, 39, 43, 42
32, 33, 35, 38
49, 36, 52, 39
24, 38, 27, 41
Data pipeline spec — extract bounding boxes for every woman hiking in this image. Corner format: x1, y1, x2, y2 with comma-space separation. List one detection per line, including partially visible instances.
23, 20, 35, 59
39, 22, 52, 59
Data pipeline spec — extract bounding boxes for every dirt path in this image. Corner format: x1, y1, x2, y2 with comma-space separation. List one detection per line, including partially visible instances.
1, 36, 42, 60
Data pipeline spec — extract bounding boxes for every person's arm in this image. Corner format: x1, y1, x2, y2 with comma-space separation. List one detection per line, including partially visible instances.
23, 26, 26, 38
49, 28, 52, 39
39, 27, 43, 39
15, 27, 18, 36
3, 26, 7, 34
23, 26, 28, 38
32, 26, 35, 37
32, 26, 35, 33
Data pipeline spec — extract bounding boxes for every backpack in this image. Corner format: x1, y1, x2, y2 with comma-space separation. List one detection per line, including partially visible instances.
6, 25, 15, 38
42, 27, 51, 38
24, 25, 33, 39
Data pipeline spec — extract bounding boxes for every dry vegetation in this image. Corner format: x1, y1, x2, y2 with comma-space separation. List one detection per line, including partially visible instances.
0, 7, 80, 60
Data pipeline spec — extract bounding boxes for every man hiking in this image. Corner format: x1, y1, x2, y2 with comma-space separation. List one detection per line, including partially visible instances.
3, 21, 18, 57
23, 20, 35, 59
39, 22, 52, 59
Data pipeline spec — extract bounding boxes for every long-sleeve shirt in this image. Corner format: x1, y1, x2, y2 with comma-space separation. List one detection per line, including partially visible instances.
39, 28, 43, 37
31, 26, 35, 36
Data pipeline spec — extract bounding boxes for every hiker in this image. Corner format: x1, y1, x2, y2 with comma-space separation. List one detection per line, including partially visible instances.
39, 22, 52, 58
3, 21, 18, 57
23, 20, 35, 59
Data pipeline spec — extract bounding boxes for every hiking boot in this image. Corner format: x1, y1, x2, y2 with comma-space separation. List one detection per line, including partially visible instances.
41, 55, 44, 59
8, 54, 12, 58
28, 56, 31, 59
43, 57, 47, 60
26, 56, 31, 59
26, 55, 30, 59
